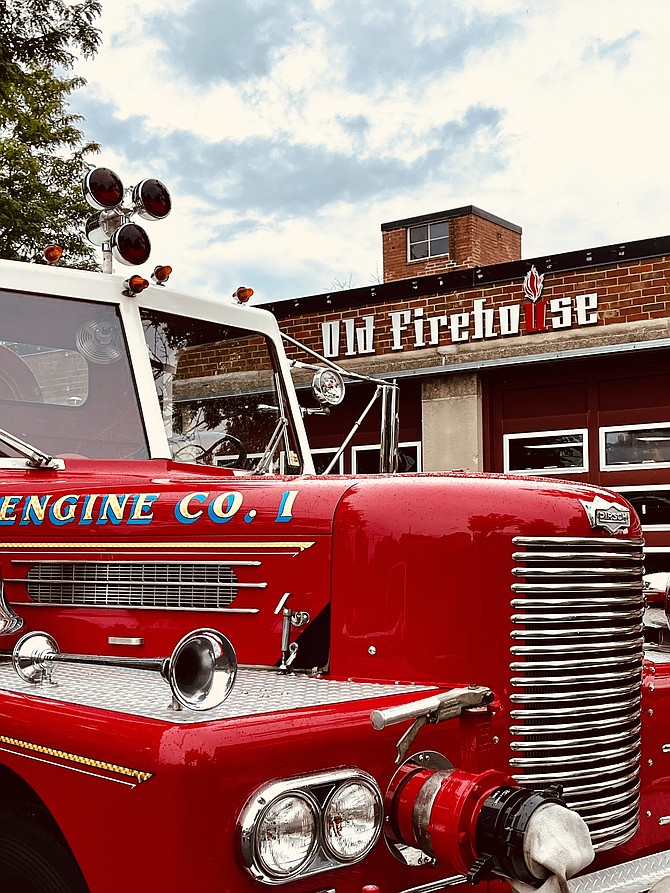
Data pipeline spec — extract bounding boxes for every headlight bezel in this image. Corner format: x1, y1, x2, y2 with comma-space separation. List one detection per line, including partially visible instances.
238, 768, 383, 885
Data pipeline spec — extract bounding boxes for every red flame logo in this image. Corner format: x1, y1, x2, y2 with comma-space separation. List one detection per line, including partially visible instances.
523, 265, 544, 303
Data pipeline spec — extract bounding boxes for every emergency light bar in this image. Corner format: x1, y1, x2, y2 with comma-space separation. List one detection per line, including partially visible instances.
82, 166, 171, 273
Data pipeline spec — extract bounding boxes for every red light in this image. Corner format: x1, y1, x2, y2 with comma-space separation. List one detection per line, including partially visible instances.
123, 275, 150, 295
43, 245, 63, 264
83, 167, 124, 211
152, 264, 172, 284
111, 223, 151, 266
133, 178, 171, 220
234, 286, 254, 303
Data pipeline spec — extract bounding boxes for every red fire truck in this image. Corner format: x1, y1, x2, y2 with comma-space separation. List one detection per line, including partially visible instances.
0, 169, 665, 893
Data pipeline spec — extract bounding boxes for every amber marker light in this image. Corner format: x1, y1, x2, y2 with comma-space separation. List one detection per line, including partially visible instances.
123, 275, 150, 296
43, 245, 63, 265
152, 264, 173, 285
234, 286, 254, 303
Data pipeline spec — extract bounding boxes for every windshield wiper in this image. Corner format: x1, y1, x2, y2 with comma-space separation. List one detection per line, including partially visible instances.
0, 426, 60, 469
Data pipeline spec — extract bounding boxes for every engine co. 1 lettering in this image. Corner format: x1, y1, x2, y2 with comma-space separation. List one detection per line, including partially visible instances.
174, 490, 298, 525
0, 492, 160, 527
0, 489, 299, 527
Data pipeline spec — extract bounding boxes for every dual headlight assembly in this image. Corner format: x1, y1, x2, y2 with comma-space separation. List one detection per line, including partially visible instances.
238, 768, 383, 884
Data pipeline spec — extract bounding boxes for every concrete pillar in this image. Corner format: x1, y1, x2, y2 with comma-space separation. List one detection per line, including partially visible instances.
421, 372, 482, 472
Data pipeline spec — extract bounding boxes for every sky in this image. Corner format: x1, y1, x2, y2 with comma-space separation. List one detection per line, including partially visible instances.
70, 0, 670, 305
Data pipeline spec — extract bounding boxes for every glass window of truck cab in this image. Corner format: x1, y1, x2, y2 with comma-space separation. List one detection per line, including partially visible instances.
0, 288, 148, 459
140, 308, 303, 472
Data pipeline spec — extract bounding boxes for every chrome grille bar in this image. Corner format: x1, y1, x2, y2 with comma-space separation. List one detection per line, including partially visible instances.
18, 561, 255, 610
510, 535, 644, 852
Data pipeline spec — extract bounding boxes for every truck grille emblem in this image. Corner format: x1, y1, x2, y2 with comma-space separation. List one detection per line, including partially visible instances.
580, 495, 631, 534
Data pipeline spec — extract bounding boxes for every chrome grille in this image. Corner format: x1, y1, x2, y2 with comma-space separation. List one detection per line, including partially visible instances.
510, 536, 645, 851
22, 561, 250, 610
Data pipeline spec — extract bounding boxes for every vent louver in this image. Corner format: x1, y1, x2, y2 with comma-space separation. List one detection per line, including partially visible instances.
25, 562, 241, 610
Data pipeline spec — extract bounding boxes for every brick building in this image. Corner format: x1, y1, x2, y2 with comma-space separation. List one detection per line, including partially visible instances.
265, 205, 670, 574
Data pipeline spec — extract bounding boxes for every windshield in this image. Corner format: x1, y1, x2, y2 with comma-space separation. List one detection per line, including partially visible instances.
141, 309, 303, 472
0, 289, 148, 460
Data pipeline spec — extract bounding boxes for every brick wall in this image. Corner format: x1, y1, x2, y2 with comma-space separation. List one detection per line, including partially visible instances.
382, 208, 522, 282
275, 256, 670, 362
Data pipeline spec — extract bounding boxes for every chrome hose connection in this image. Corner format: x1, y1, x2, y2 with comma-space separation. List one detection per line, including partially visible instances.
510, 536, 645, 850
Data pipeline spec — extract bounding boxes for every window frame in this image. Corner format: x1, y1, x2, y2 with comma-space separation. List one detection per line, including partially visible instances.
407, 221, 450, 262
600, 421, 670, 471
614, 485, 670, 531
310, 447, 345, 475
351, 441, 422, 474
503, 428, 589, 475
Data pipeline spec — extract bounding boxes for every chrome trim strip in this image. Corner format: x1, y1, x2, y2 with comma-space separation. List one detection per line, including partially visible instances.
0, 540, 316, 551
509, 725, 641, 752
550, 770, 639, 799
569, 783, 639, 812
12, 559, 262, 567
512, 597, 638, 607
12, 602, 260, 614
511, 610, 644, 624
510, 654, 643, 672
510, 683, 640, 702
512, 550, 645, 561
512, 536, 645, 548
512, 566, 641, 577
510, 741, 640, 767
512, 582, 643, 592
510, 639, 643, 654
510, 698, 639, 720
510, 713, 640, 733
511, 754, 639, 782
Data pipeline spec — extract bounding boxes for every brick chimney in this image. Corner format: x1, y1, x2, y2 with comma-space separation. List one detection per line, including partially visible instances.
381, 205, 522, 283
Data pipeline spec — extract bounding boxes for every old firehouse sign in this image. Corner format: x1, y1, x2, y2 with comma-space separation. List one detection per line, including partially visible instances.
321, 266, 598, 359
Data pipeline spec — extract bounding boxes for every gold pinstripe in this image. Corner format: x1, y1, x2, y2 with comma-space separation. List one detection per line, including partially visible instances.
0, 734, 153, 784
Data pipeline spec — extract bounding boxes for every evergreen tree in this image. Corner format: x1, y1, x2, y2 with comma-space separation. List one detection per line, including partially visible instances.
0, 0, 102, 267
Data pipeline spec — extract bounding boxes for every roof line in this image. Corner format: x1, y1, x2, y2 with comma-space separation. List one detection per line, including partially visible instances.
266, 234, 670, 320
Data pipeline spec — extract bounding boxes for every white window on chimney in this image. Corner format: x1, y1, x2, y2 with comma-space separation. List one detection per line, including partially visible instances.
408, 220, 449, 261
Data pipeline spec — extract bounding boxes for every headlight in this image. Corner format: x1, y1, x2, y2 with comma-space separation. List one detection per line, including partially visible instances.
238, 768, 383, 884
256, 794, 318, 877
324, 781, 381, 860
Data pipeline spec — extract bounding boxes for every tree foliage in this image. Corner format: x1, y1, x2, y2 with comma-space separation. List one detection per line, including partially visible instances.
0, 0, 102, 267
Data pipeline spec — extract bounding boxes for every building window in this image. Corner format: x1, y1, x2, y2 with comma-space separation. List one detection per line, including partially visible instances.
614, 486, 670, 528
600, 422, 670, 470
503, 429, 588, 475
408, 221, 449, 261
310, 447, 344, 475
352, 442, 422, 474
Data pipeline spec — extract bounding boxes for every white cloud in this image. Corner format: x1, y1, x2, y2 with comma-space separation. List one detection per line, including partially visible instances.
72, 0, 670, 301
